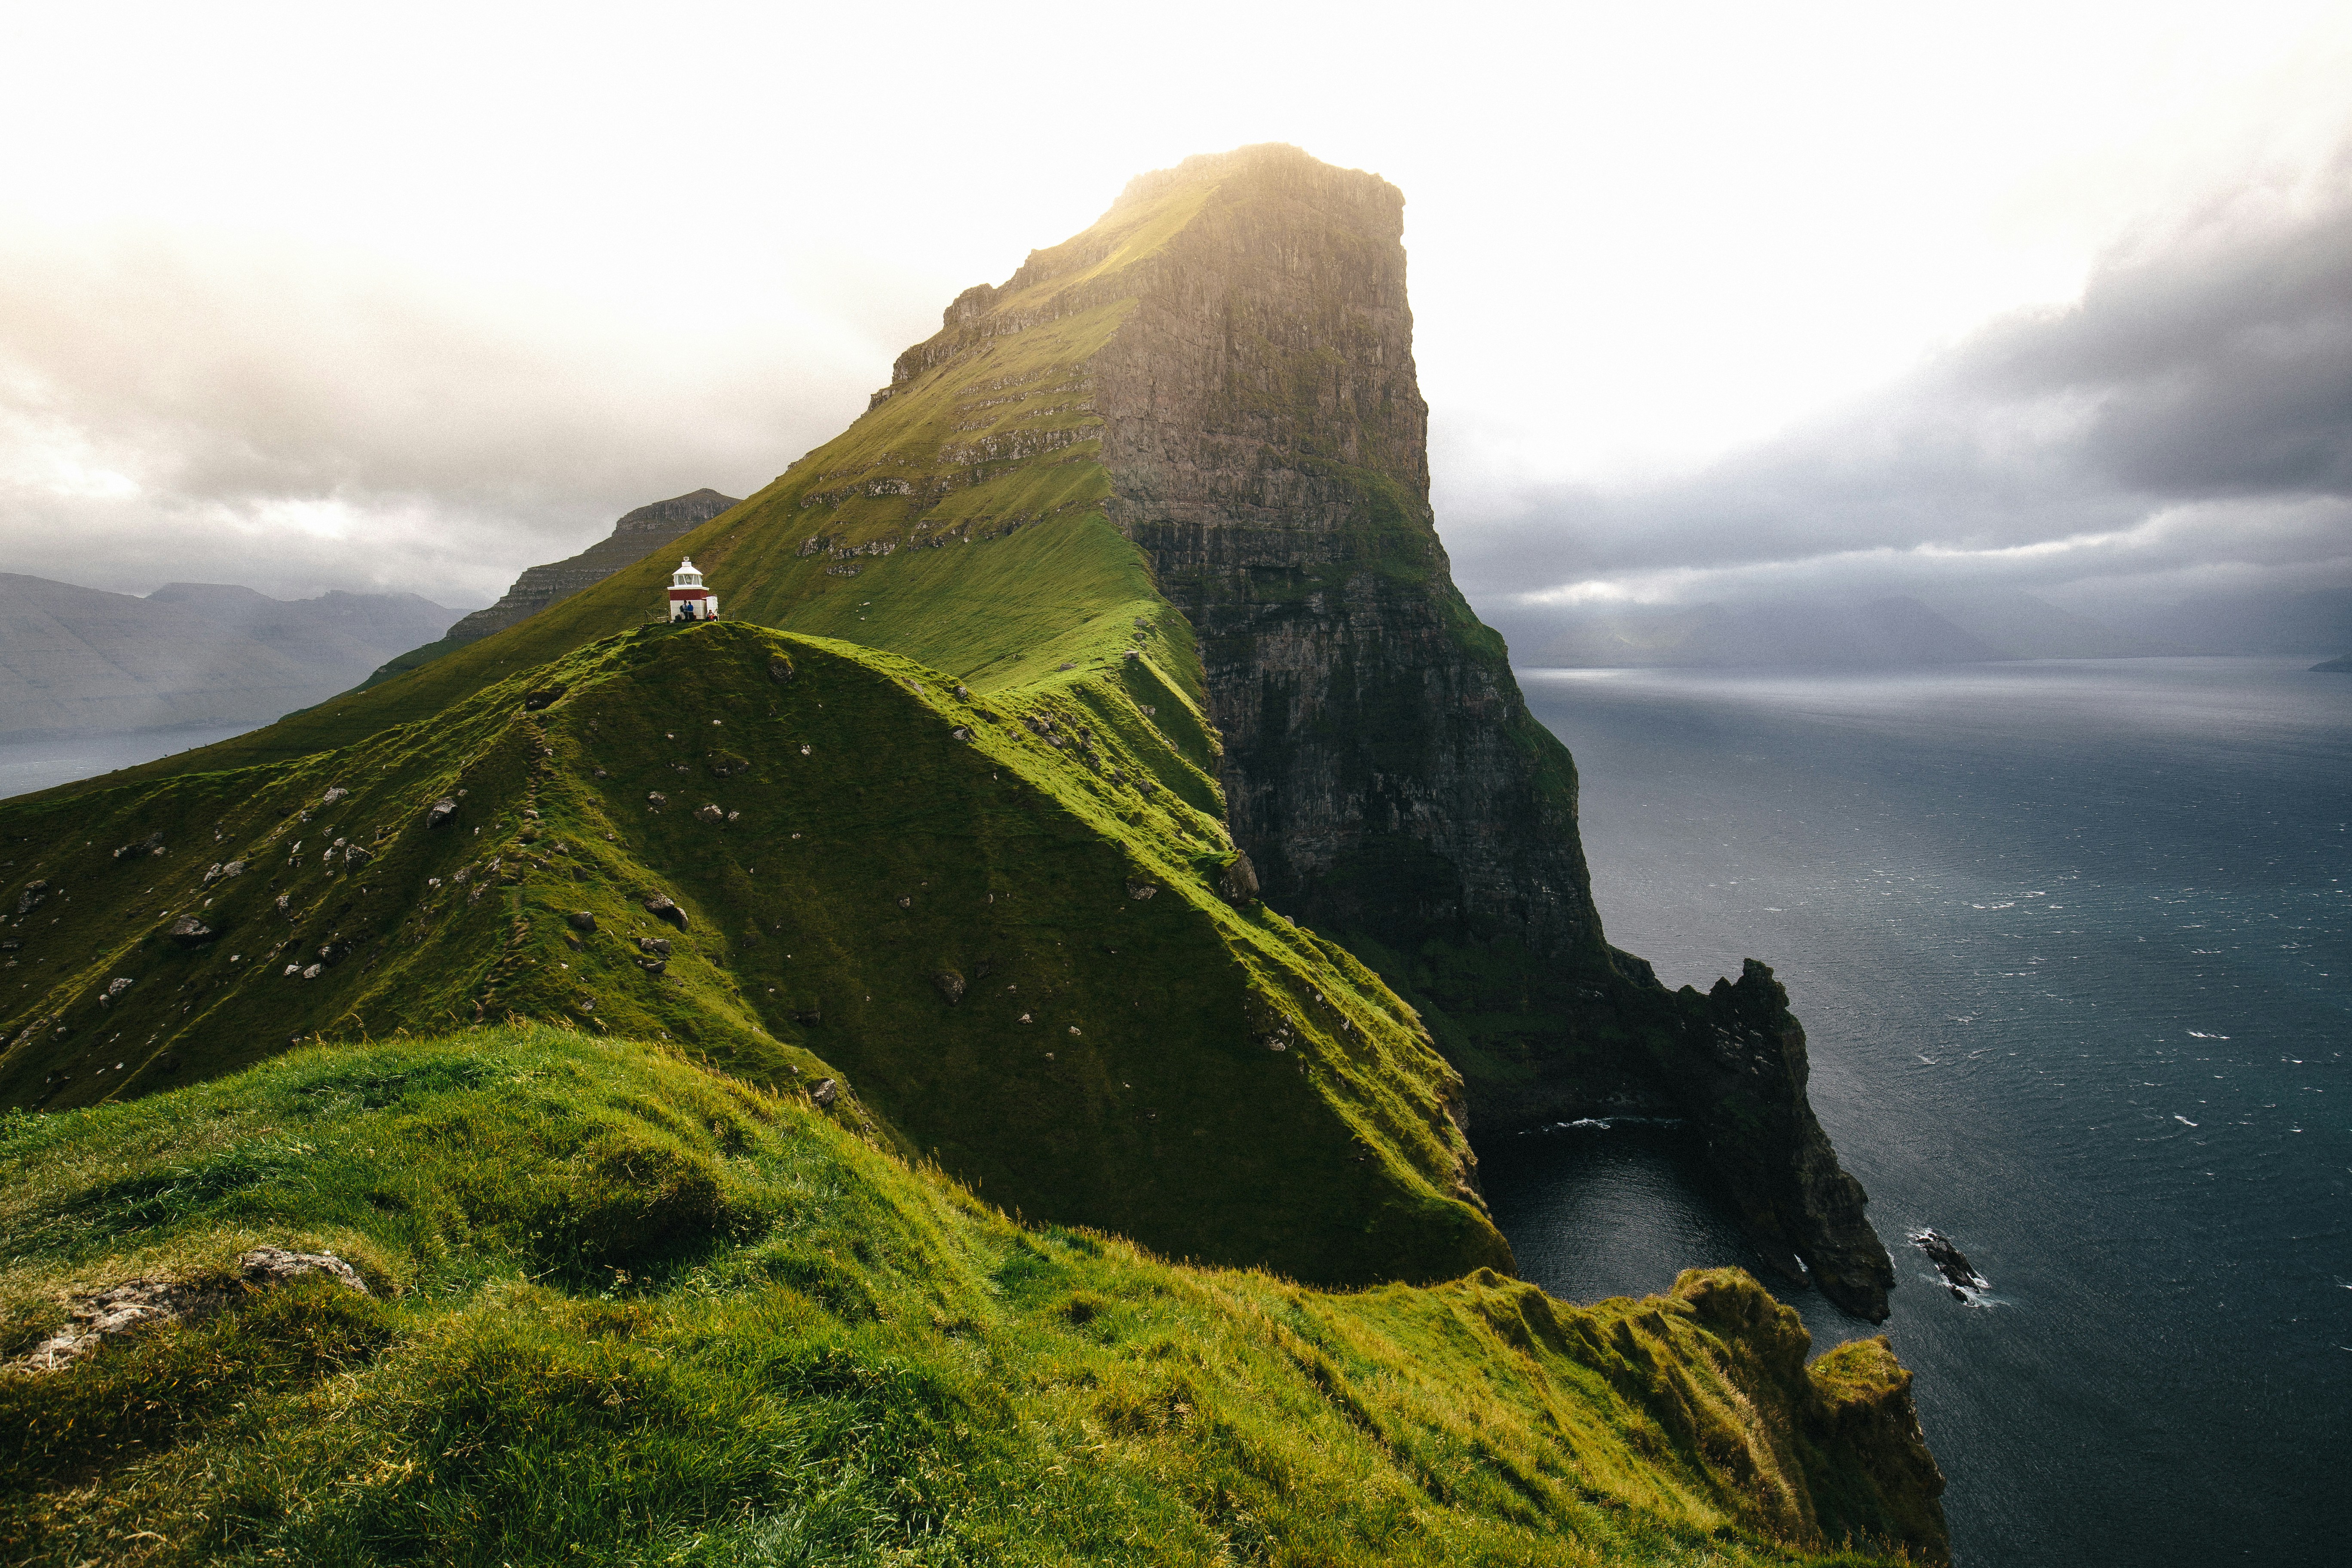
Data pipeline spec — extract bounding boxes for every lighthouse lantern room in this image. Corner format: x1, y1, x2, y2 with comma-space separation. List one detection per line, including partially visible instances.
668, 558, 719, 622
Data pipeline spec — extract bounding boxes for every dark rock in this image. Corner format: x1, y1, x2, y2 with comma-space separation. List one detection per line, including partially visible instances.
791, 1007, 822, 1026
1911, 1229, 1990, 1298
811, 1077, 839, 1107
643, 895, 689, 928
707, 752, 750, 777
933, 970, 966, 1004
113, 832, 165, 860
567, 910, 597, 933
1125, 879, 1158, 901
638, 958, 667, 975
636, 936, 671, 957
647, 792, 667, 808
426, 798, 459, 829
696, 804, 724, 823
167, 916, 214, 947
15, 880, 48, 915
522, 686, 567, 711
1216, 851, 1260, 906
768, 655, 796, 683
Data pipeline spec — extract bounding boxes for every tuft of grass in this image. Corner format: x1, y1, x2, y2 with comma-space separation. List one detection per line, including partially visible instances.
0, 1029, 1943, 1566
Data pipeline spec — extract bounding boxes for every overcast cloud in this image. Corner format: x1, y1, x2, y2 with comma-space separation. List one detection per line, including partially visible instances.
2, 3, 2348, 615
1448, 140, 2352, 620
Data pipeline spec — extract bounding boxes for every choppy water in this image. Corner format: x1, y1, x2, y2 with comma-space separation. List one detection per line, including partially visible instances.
1485, 657, 2350, 1567
0, 725, 260, 801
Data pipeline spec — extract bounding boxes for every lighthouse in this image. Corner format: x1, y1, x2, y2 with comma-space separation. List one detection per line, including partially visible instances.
667, 558, 719, 622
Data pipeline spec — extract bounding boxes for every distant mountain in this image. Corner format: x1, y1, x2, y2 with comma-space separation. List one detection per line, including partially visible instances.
2314, 653, 2352, 672
0, 575, 462, 738
361, 488, 741, 687
2098, 585, 2352, 656
1495, 588, 2190, 668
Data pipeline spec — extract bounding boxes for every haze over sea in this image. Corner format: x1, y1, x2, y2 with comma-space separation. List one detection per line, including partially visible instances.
1483, 656, 2350, 1566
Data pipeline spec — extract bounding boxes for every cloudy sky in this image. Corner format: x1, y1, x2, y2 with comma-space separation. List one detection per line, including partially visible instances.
2, 0, 2347, 618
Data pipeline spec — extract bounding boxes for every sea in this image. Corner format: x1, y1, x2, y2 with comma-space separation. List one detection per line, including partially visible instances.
0, 724, 260, 802
1482, 656, 2350, 1566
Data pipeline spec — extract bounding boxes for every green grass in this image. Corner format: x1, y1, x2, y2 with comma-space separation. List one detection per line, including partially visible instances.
0, 1027, 1942, 1566
0, 619, 1508, 1287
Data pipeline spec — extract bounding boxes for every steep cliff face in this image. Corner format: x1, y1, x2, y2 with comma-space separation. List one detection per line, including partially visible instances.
956, 144, 1895, 1316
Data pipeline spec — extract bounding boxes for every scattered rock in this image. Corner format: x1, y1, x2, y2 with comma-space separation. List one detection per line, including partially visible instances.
300, 963, 323, 980
932, 970, 966, 1004
708, 752, 750, 778
638, 958, 667, 976
566, 910, 597, 933
636, 936, 671, 958
643, 896, 689, 928
522, 686, 568, 711
1058, 661, 1076, 671
167, 915, 215, 947
896, 896, 913, 909
102, 977, 132, 1002
696, 804, 725, 824
954, 685, 969, 699
426, 798, 459, 829
647, 792, 668, 808
1125, 879, 1158, 901
811, 1078, 839, 1107
1217, 851, 1261, 906
950, 726, 972, 742
321, 787, 349, 805
767, 656, 796, 683
6, 1248, 368, 1375
1122, 649, 1139, 660
112, 832, 165, 860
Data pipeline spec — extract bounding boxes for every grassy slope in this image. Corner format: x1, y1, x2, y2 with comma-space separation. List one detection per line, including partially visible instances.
0, 1028, 1943, 1567
0, 620, 1503, 1287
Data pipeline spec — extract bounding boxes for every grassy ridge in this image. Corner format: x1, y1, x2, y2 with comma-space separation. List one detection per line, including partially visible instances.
0, 1028, 1942, 1566
0, 620, 1505, 1286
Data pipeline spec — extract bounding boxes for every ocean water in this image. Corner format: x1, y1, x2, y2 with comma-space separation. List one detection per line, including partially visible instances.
1482, 657, 2350, 1566
0, 725, 260, 802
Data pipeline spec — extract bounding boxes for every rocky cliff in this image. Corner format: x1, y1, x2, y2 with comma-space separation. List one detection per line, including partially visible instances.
881, 144, 1895, 1316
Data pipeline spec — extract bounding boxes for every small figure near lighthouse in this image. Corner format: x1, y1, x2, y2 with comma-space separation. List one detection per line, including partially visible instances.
668, 558, 719, 622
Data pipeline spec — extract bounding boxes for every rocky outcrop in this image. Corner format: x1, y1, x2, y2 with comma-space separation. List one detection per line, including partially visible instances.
441, 489, 742, 648
902, 144, 1897, 1316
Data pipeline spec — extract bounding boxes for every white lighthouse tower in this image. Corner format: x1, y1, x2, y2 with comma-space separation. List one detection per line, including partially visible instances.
667, 558, 719, 622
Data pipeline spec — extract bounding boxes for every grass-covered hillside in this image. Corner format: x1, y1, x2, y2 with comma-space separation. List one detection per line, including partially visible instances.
0, 1027, 1945, 1566
0, 619, 1505, 1287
